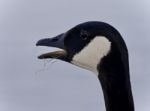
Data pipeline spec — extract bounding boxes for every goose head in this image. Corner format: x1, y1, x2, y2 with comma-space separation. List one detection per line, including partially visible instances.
36, 21, 128, 75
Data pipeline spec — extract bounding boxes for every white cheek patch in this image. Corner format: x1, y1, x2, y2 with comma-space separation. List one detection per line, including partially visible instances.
71, 36, 111, 76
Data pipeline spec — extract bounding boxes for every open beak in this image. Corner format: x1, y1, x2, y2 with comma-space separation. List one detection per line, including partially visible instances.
36, 33, 67, 60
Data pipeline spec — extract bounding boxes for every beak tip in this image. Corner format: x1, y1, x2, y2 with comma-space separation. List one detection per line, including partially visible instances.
37, 55, 44, 59
36, 42, 39, 46
36, 40, 43, 46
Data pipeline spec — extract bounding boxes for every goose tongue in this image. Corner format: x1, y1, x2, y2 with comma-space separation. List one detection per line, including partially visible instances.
38, 50, 67, 59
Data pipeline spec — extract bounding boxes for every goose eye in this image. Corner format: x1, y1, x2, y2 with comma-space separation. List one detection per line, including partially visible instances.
80, 30, 89, 40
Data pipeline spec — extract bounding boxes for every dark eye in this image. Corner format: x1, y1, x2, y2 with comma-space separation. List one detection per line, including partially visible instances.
80, 30, 89, 40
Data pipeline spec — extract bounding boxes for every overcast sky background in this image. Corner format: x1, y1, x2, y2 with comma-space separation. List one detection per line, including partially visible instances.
0, 0, 150, 111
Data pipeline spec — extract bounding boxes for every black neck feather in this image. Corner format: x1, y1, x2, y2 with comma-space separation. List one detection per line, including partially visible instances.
97, 44, 134, 111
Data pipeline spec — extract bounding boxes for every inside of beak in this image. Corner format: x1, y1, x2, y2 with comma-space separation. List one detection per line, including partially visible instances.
38, 50, 67, 60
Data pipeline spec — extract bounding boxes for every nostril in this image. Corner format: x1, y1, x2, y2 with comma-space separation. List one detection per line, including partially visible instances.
51, 37, 59, 42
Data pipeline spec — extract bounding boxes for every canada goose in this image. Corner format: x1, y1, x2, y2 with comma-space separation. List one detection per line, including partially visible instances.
36, 21, 134, 111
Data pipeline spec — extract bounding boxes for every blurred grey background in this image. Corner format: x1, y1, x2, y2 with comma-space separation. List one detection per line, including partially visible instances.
0, 0, 150, 111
